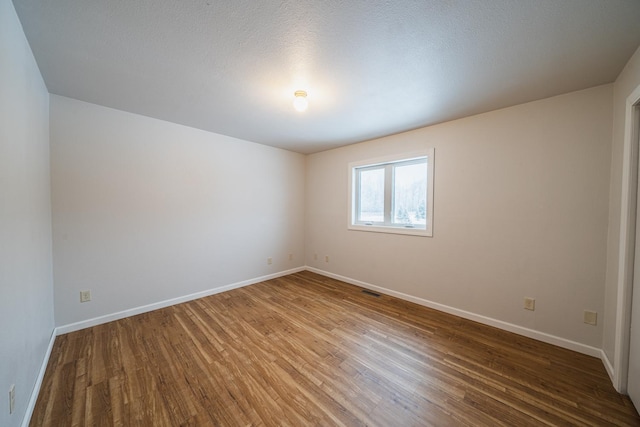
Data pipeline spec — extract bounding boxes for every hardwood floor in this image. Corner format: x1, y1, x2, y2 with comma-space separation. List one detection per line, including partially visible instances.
31, 271, 640, 426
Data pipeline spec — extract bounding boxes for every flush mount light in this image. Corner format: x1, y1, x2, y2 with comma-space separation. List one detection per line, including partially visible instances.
293, 90, 308, 112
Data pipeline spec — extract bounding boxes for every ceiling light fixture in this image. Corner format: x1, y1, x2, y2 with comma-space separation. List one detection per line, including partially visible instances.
293, 90, 308, 112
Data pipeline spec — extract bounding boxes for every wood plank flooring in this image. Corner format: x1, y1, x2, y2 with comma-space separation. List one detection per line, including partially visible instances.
31, 271, 640, 426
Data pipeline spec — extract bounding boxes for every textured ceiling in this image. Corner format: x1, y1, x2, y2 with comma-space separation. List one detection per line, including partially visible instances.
12, 0, 640, 154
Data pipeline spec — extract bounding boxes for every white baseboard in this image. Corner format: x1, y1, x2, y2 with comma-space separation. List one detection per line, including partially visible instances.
56, 267, 305, 335
32, 265, 617, 420
305, 267, 602, 358
25, 268, 305, 425
22, 327, 57, 427
601, 349, 616, 384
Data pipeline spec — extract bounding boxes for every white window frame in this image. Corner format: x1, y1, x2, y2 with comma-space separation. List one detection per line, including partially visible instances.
348, 148, 434, 237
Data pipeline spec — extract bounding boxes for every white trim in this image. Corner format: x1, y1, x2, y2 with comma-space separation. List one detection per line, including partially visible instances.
306, 267, 602, 358
22, 328, 57, 427
613, 83, 640, 393
21, 265, 615, 423
23, 267, 305, 425
602, 349, 616, 384
348, 148, 435, 238
56, 267, 305, 335
348, 224, 431, 237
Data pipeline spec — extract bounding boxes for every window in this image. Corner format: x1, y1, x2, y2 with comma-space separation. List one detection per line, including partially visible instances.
348, 149, 434, 237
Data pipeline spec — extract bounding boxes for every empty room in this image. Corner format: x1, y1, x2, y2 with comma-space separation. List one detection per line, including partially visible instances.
3, 0, 640, 425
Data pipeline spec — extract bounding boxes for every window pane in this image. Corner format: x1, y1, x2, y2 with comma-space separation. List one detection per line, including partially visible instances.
358, 168, 385, 222
393, 162, 427, 225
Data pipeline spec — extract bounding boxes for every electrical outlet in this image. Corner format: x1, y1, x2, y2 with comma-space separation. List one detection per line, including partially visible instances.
314, 253, 318, 261
267, 257, 272, 265
325, 255, 329, 263
584, 310, 597, 325
288, 253, 293, 261
524, 297, 535, 311
9, 384, 15, 414
80, 290, 91, 303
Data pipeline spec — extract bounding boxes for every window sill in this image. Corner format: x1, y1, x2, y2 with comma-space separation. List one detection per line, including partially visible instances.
348, 224, 432, 237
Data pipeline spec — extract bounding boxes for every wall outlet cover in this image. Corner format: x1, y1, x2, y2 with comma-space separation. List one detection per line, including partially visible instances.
584, 310, 597, 325
524, 297, 535, 311
80, 290, 91, 303
9, 384, 15, 414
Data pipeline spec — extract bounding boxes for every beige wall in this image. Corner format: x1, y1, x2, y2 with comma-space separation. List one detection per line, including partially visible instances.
306, 85, 613, 349
51, 95, 306, 327
4, 0, 639, 412
603, 46, 640, 366
0, 1, 54, 426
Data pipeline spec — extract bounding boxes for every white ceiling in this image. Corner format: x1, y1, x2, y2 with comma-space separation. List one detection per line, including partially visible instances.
13, 0, 640, 154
